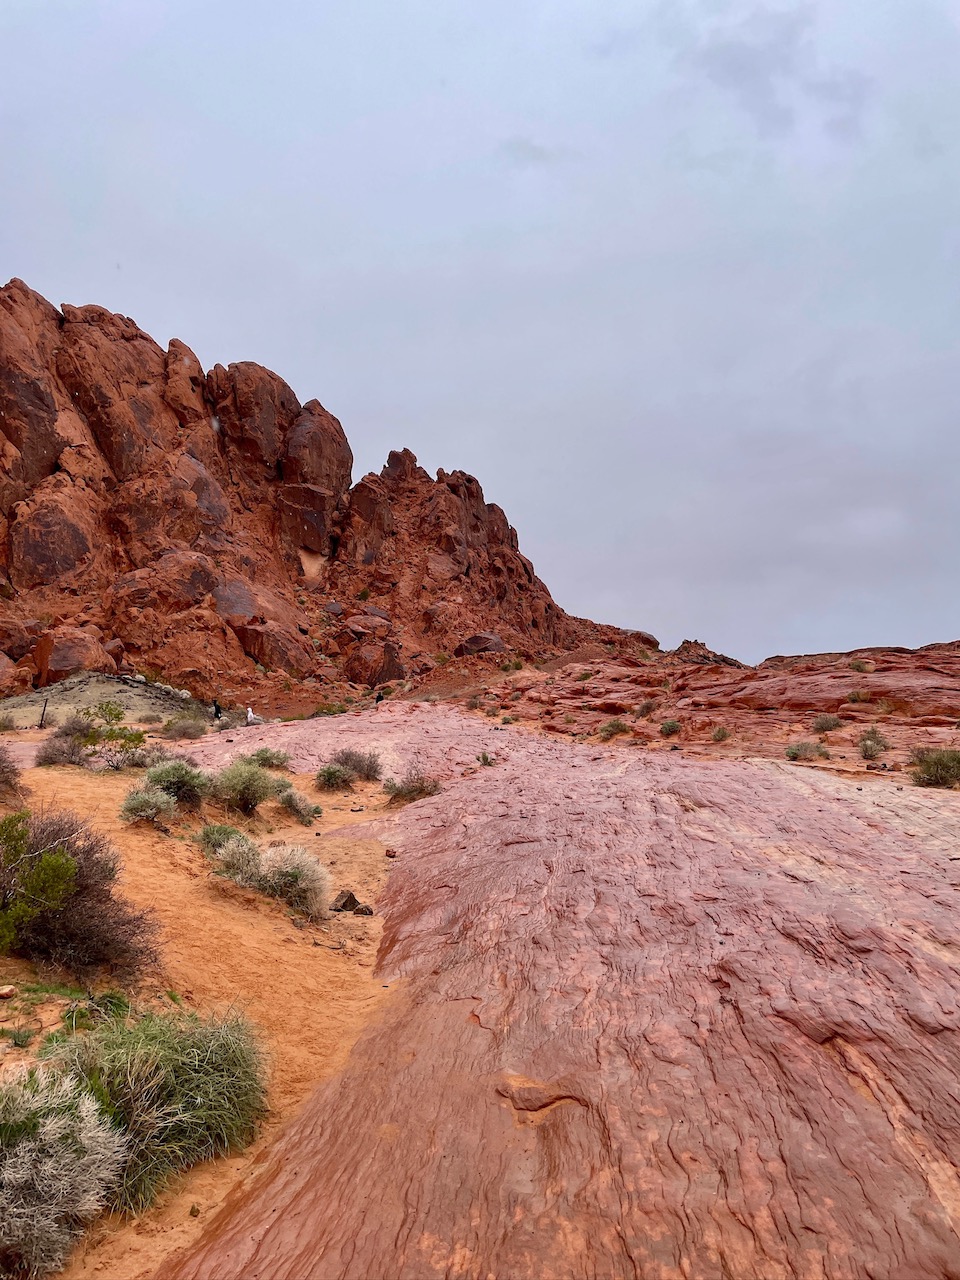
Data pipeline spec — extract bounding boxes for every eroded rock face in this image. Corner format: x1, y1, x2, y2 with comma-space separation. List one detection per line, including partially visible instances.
0, 280, 623, 693
32, 626, 117, 686
164, 705, 960, 1280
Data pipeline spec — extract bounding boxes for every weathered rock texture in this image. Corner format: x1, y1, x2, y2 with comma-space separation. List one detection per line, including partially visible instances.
0, 279, 647, 697
161, 704, 960, 1280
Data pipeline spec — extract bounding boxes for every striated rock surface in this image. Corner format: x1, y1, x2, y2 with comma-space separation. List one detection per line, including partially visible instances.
0, 280, 649, 697
161, 704, 960, 1280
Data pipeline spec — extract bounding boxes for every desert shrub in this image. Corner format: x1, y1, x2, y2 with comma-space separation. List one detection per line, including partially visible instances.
575, 671, 592, 682
859, 727, 890, 760
0, 743, 21, 797
196, 824, 242, 856
466, 696, 481, 711
0, 713, 15, 732
384, 769, 441, 804
215, 834, 261, 886
0, 1065, 127, 1279
711, 726, 729, 743
44, 1011, 266, 1215
52, 716, 96, 742
238, 747, 290, 769
636, 700, 657, 718
330, 748, 381, 781
6, 810, 158, 980
145, 760, 209, 808
812, 714, 842, 733
316, 763, 355, 791
310, 703, 347, 718
256, 845, 329, 918
213, 713, 244, 733
120, 786, 177, 825
277, 789, 321, 826
501, 715, 516, 725
118, 744, 181, 770
598, 719, 629, 741
477, 751, 494, 767
785, 741, 829, 761
847, 689, 871, 704
140, 713, 163, 725
660, 720, 681, 737
35, 735, 87, 768
160, 717, 206, 741
849, 658, 869, 673
910, 749, 960, 789
213, 762, 278, 814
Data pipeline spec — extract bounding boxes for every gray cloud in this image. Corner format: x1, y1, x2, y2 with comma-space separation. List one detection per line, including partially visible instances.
1, 0, 958, 662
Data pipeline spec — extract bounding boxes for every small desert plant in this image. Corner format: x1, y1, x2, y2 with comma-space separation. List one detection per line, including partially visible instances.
812, 714, 842, 733
215, 834, 261, 885
785, 741, 830, 761
847, 689, 872, 704
310, 703, 348, 718
711, 726, 729, 743
466, 696, 481, 711
0, 1065, 127, 1279
384, 769, 441, 804
910, 748, 960, 789
256, 845, 330, 918
330, 748, 382, 781
575, 671, 592, 682
140, 712, 163, 725
238, 747, 290, 769
120, 786, 177, 825
2, 1025, 34, 1049
660, 720, 681, 737
357, 587, 370, 601
598, 719, 629, 741
859, 727, 890, 760
0, 712, 16, 732
277, 788, 321, 826
0, 742, 21, 797
196, 824, 243, 856
160, 717, 206, 741
849, 658, 869, 673
477, 751, 495, 767
145, 760, 209, 808
9, 810, 159, 980
316, 763, 355, 791
636, 700, 657, 718
52, 715, 95, 742
501, 715, 516, 725
212, 762, 278, 814
35, 735, 87, 767
44, 1011, 266, 1215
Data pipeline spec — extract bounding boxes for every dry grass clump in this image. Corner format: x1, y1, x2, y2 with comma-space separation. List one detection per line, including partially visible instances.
238, 747, 290, 769
160, 717, 207, 741
0, 712, 16, 732
785, 741, 830, 761
859, 727, 890, 760
812, 713, 842, 733
384, 769, 441, 805
0, 1065, 127, 1279
196, 824, 243, 856
277, 788, 321, 826
910, 748, 960, 789
210, 834, 329, 918
35, 735, 87, 767
4, 810, 159, 980
120, 786, 177, 825
0, 742, 21, 798
43, 1011, 266, 1215
659, 720, 681, 737
711, 726, 729, 742
330, 748, 381, 781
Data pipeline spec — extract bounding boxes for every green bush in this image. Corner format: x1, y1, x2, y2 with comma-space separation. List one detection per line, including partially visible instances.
659, 720, 681, 737
0, 1065, 127, 1278
711, 726, 729, 742
196, 824, 242, 856
277, 789, 321, 826
910, 749, 960, 788
384, 770, 441, 804
812, 714, 842, 732
330, 749, 381, 781
598, 719, 629, 740
44, 1011, 266, 1215
120, 786, 177, 825
316, 763, 355, 791
10, 811, 159, 980
785, 741, 829, 761
212, 762, 278, 814
238, 747, 290, 769
145, 760, 209, 808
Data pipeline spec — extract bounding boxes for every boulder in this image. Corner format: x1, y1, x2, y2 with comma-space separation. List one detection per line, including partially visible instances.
231, 623, 314, 679
32, 626, 117, 687
454, 632, 506, 658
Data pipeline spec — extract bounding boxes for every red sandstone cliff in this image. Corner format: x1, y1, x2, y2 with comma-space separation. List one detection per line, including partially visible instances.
0, 279, 655, 697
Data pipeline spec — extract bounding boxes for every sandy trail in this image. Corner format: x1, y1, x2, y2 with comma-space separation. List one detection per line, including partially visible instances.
150, 702, 960, 1280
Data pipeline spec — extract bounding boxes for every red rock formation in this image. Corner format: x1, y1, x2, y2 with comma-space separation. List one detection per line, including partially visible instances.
0, 280, 652, 696
160, 704, 960, 1280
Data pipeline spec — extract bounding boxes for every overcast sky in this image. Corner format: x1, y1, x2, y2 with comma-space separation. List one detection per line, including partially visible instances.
3, 1, 958, 662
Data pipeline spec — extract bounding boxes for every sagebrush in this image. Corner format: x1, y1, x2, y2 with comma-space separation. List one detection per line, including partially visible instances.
330, 749, 381, 781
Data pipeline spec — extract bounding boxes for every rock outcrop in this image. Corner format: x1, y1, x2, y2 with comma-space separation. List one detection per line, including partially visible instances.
161, 704, 960, 1280
0, 280, 654, 696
